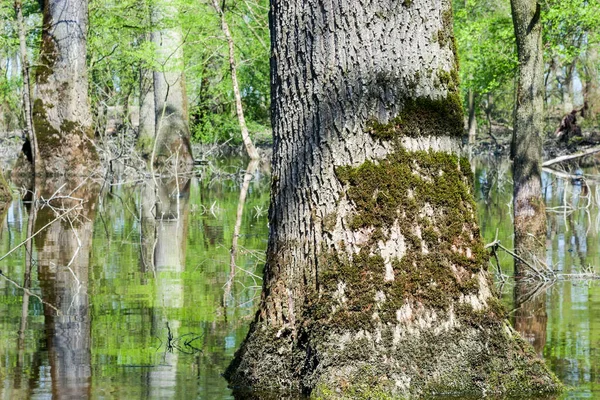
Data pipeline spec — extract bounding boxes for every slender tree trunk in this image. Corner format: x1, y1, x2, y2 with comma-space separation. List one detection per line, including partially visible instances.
0, 167, 10, 204
139, 65, 156, 157
226, 0, 560, 397
467, 88, 477, 144
33, 0, 99, 176
511, 0, 547, 272
212, 0, 260, 160
151, 0, 194, 171
15, 0, 42, 174
584, 46, 599, 120
562, 60, 576, 113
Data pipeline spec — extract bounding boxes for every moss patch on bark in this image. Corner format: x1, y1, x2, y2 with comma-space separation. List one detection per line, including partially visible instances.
366, 94, 463, 140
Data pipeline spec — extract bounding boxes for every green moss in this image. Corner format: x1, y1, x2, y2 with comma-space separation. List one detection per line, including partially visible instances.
310, 148, 489, 331
32, 99, 61, 151
37, 36, 58, 84
366, 95, 464, 140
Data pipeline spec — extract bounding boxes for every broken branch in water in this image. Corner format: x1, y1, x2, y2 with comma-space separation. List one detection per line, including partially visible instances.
542, 144, 600, 167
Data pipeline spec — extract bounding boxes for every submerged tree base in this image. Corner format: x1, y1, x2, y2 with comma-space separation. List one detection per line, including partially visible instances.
226, 144, 562, 399
227, 303, 561, 398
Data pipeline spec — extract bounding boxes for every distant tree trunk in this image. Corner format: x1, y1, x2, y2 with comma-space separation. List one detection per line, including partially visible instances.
226, 0, 560, 397
562, 60, 576, 113
139, 65, 155, 157
212, 0, 260, 160
15, 0, 42, 174
0, 167, 10, 204
151, 0, 194, 171
511, 0, 547, 272
468, 88, 478, 144
584, 46, 599, 120
33, 0, 99, 176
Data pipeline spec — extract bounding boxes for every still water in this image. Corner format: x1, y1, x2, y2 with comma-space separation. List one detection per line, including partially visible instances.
0, 155, 598, 399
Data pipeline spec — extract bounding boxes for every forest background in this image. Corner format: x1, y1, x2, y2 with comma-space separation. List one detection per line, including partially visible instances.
0, 0, 598, 148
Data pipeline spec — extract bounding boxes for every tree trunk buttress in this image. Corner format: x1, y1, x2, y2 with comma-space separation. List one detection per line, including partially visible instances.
151, 0, 194, 171
33, 0, 99, 176
510, 0, 547, 273
226, 0, 561, 397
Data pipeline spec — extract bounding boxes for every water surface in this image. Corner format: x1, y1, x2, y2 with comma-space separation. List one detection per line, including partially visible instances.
0, 156, 598, 398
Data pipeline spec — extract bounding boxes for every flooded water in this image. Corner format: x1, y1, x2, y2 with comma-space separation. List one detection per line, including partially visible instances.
0, 155, 598, 399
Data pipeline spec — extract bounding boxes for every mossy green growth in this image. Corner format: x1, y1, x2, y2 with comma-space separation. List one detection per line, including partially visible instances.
366, 94, 464, 140
37, 35, 58, 85
310, 148, 489, 331
32, 99, 61, 152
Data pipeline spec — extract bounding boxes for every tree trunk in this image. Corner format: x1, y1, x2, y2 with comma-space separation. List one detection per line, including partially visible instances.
0, 167, 10, 204
33, 0, 99, 176
212, 0, 260, 160
139, 65, 156, 157
584, 45, 599, 120
15, 0, 42, 174
511, 0, 547, 272
226, 0, 560, 397
151, 0, 194, 172
467, 88, 478, 144
562, 60, 576, 113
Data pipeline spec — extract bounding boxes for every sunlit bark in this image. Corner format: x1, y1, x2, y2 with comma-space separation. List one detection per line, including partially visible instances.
33, 0, 99, 176
511, 0, 546, 272
227, 0, 560, 397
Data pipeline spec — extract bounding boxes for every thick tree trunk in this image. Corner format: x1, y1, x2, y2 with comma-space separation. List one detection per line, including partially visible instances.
151, 0, 194, 172
226, 0, 560, 397
511, 0, 547, 272
15, 0, 42, 174
33, 0, 99, 176
212, 0, 260, 160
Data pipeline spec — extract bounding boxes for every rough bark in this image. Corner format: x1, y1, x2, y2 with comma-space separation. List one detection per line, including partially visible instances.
15, 0, 42, 174
151, 0, 194, 172
510, 0, 547, 272
226, 0, 560, 398
212, 0, 260, 160
33, 0, 99, 176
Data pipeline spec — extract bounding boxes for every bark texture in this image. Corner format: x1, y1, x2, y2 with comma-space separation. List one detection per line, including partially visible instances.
151, 0, 194, 171
510, 0, 546, 271
226, 0, 560, 398
33, 0, 99, 176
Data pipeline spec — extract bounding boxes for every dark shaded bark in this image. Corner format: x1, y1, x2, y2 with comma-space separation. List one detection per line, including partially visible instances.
33, 0, 99, 176
510, 0, 546, 272
226, 0, 561, 398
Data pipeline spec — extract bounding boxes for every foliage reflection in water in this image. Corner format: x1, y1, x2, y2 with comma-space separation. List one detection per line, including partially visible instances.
0, 156, 599, 398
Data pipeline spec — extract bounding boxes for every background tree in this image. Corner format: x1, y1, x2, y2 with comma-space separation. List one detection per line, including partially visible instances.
510, 0, 546, 269
33, 0, 99, 176
226, 0, 560, 397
